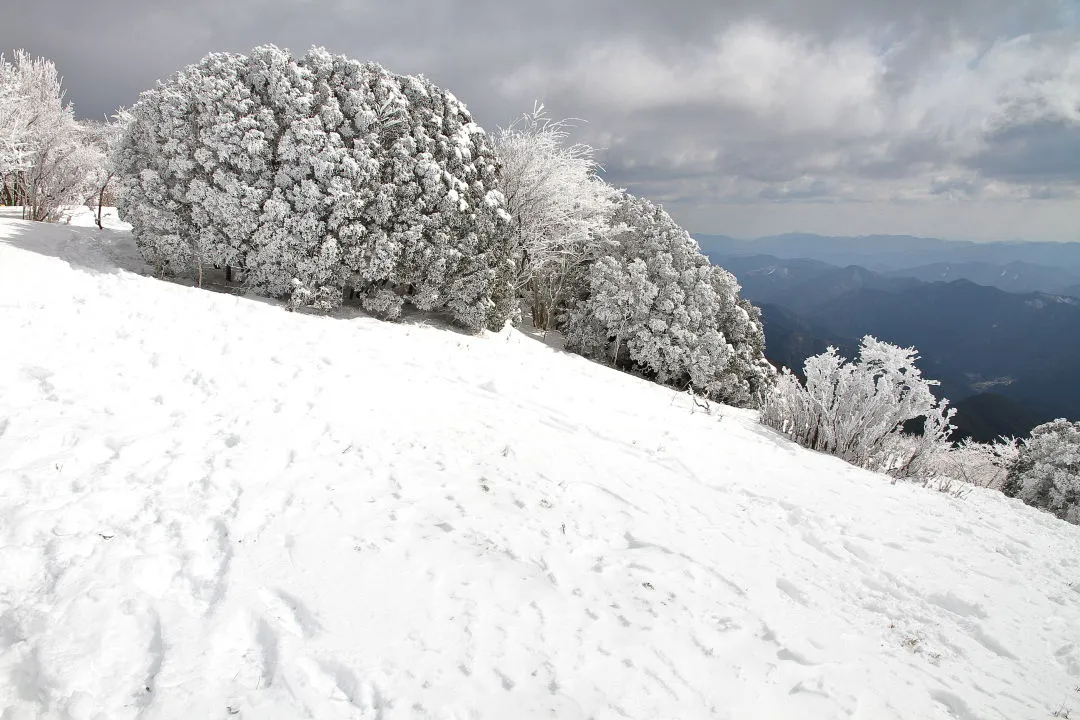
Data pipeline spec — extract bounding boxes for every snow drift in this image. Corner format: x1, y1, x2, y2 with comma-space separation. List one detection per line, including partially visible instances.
1, 209, 1078, 720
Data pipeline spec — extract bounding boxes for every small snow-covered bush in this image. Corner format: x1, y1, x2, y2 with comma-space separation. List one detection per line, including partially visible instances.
563, 193, 773, 407
761, 337, 954, 476
115, 45, 511, 330
1003, 419, 1080, 524
899, 436, 1020, 499
933, 437, 1019, 491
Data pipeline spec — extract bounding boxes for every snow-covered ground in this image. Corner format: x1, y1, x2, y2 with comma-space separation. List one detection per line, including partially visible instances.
1, 209, 1079, 720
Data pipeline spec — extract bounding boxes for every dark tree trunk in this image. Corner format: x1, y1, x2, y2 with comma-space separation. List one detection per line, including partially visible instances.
96, 184, 106, 229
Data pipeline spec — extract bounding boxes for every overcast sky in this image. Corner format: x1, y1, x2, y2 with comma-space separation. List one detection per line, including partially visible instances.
5, 0, 1079, 241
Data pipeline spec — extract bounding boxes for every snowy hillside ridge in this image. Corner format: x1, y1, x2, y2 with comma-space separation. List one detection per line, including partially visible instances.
2, 212, 1079, 720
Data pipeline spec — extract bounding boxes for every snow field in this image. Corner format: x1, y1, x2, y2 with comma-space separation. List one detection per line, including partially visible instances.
1, 211, 1079, 719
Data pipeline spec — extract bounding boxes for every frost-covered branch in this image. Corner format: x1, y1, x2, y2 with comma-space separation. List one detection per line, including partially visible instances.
494, 102, 618, 328
931, 436, 1019, 490
0, 51, 103, 221
82, 108, 128, 227
0, 56, 29, 180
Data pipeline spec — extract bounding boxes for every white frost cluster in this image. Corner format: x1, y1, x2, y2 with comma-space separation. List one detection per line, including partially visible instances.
563, 193, 773, 408
761, 336, 954, 476
929, 436, 1020, 491
0, 51, 106, 222
1004, 419, 1080, 524
114, 45, 512, 330
494, 104, 618, 329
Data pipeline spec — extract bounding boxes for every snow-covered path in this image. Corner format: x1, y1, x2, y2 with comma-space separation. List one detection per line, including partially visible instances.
1, 213, 1078, 720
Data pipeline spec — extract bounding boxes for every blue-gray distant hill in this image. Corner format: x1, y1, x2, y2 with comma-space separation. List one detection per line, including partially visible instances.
883, 261, 1080, 296
708, 252, 1080, 439
697, 233, 1080, 295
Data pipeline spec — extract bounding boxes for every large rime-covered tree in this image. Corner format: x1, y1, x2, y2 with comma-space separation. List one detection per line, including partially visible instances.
114, 44, 511, 330
1003, 419, 1080, 524
350, 71, 513, 329
563, 193, 773, 407
494, 103, 618, 329
114, 58, 216, 276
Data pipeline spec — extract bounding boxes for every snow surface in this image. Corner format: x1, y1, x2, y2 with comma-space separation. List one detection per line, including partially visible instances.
1, 208, 1079, 720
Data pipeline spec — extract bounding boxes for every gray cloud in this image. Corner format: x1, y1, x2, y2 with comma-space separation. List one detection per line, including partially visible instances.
759, 179, 839, 202
4, 0, 1079, 240
929, 177, 984, 199
968, 122, 1080, 183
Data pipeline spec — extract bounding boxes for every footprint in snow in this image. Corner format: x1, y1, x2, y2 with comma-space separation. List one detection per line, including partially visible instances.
841, 539, 872, 562
777, 647, 816, 666
929, 689, 980, 720
776, 578, 810, 606
295, 656, 382, 712
926, 592, 987, 619
259, 589, 322, 639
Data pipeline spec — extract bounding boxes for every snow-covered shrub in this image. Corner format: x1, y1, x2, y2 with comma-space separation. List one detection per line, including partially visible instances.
932, 437, 1019, 491
115, 45, 511, 329
563, 193, 773, 407
761, 336, 954, 476
494, 103, 618, 329
892, 436, 1019, 499
1002, 419, 1080, 524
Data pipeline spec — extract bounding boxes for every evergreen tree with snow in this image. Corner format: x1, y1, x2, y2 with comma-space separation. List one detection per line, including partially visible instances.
114, 53, 238, 277
345, 70, 511, 329
114, 45, 512, 329
1003, 419, 1080, 524
563, 192, 772, 408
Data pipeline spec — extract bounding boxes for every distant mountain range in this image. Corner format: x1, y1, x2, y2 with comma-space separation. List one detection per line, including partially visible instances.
882, 261, 1080, 296
697, 233, 1080, 296
703, 250, 1080, 440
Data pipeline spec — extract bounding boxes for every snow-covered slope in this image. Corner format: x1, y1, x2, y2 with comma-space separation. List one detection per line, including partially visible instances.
1, 211, 1079, 720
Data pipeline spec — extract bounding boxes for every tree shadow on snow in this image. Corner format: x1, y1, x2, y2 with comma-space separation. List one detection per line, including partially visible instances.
396, 307, 482, 337
515, 323, 567, 352
0, 219, 281, 311
0, 217, 150, 277
0, 216, 568, 345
